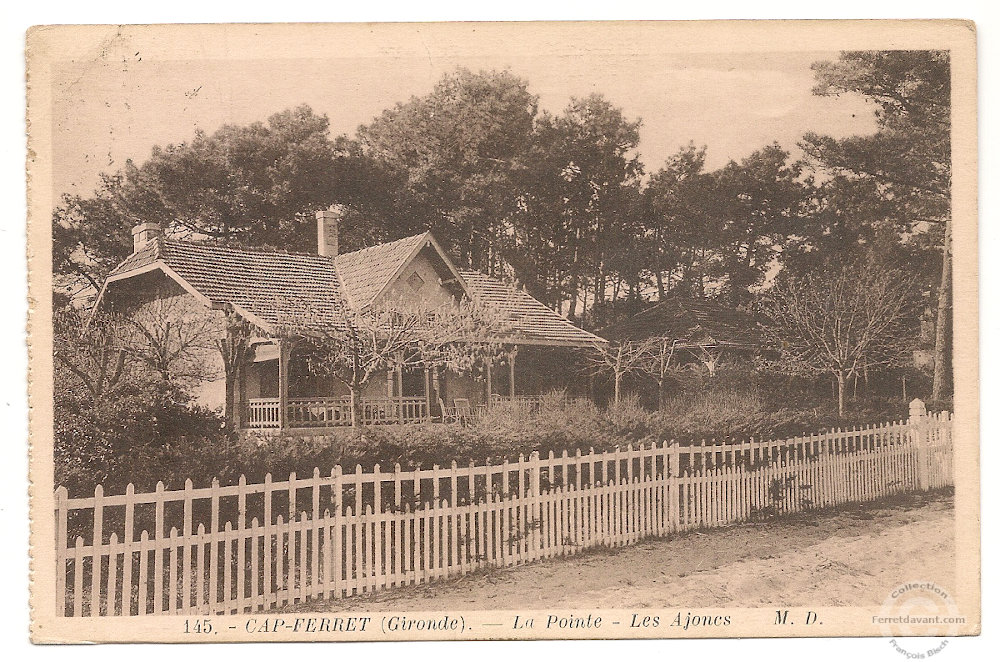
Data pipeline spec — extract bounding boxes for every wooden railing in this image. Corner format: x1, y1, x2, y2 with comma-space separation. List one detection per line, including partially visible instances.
247, 398, 280, 428
246, 397, 429, 429
286, 397, 352, 427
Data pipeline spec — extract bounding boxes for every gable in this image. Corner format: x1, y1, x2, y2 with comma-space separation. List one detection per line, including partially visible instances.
101, 268, 190, 314
334, 232, 468, 310
381, 246, 460, 309
333, 234, 428, 309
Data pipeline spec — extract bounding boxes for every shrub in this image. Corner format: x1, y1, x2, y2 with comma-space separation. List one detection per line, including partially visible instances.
54, 378, 226, 496
58, 379, 923, 496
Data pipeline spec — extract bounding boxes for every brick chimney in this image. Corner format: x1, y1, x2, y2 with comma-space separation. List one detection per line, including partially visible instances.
316, 204, 344, 257
131, 221, 163, 252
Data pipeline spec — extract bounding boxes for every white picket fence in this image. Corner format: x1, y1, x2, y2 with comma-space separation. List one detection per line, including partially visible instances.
54, 406, 952, 617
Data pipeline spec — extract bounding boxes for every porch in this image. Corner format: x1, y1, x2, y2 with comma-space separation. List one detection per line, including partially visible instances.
245, 393, 593, 429
238, 342, 591, 431
246, 396, 430, 428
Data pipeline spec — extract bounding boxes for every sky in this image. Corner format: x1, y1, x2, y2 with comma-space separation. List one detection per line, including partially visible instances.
51, 47, 879, 201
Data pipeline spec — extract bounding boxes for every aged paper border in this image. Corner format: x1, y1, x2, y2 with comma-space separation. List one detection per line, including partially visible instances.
26, 19, 980, 643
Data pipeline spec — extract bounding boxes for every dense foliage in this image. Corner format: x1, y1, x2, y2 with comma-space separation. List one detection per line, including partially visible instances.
55, 54, 950, 342
57, 377, 925, 497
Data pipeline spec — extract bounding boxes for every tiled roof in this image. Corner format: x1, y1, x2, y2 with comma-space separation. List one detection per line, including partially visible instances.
109, 239, 160, 275
104, 233, 605, 346
334, 233, 428, 308
109, 239, 346, 331
460, 271, 605, 346
601, 295, 759, 347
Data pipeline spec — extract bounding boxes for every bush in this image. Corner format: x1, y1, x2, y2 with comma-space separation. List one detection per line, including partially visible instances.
58, 374, 926, 496
54, 378, 226, 496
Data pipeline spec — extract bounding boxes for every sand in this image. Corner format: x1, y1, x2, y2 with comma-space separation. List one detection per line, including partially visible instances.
281, 490, 954, 612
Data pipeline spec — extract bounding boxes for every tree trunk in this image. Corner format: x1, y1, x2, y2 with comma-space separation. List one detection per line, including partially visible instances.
350, 375, 363, 428
224, 365, 237, 430
657, 379, 665, 411
932, 219, 952, 400
218, 315, 249, 431
350, 388, 362, 428
614, 372, 621, 405
836, 372, 846, 417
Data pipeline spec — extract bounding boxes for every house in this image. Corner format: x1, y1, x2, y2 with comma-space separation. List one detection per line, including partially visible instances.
601, 294, 761, 377
94, 207, 606, 431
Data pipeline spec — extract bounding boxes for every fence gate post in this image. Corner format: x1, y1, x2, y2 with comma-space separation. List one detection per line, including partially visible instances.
909, 398, 930, 491
529, 451, 541, 560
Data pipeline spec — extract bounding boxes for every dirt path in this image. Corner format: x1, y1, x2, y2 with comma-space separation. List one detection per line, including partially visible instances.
284, 491, 954, 612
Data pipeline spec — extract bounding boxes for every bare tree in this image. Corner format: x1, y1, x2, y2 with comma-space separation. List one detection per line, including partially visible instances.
688, 343, 726, 378
276, 294, 513, 427
53, 307, 131, 402
762, 260, 919, 415
636, 336, 686, 410
216, 305, 254, 429
120, 294, 224, 387
583, 340, 652, 405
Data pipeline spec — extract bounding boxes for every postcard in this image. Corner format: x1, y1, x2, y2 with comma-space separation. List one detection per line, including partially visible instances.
26, 20, 979, 643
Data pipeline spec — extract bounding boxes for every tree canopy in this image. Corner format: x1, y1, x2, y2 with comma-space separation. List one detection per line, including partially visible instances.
799, 50, 951, 398
54, 55, 952, 403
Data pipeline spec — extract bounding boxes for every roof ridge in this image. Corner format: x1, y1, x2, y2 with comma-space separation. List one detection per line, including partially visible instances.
162, 237, 336, 261
334, 231, 429, 262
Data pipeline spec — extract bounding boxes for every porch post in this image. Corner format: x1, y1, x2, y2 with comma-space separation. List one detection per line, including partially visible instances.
433, 367, 441, 407
509, 346, 518, 398
277, 340, 290, 430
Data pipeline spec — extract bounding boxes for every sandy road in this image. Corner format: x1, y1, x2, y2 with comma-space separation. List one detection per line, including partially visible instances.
282, 490, 954, 612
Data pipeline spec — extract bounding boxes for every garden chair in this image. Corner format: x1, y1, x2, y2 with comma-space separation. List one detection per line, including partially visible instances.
453, 398, 472, 424
438, 397, 460, 424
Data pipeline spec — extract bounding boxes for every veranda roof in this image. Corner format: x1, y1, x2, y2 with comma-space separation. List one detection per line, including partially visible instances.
102, 233, 605, 347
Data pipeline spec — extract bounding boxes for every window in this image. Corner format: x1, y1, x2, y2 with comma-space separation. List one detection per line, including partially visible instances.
407, 271, 425, 291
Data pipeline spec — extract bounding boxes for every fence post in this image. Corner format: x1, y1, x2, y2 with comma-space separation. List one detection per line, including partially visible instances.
668, 443, 680, 533
91, 483, 104, 616
331, 465, 343, 600
909, 398, 930, 491
530, 451, 541, 560
530, 450, 541, 494
54, 486, 68, 616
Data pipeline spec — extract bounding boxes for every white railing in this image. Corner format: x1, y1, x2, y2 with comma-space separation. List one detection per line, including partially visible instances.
246, 398, 280, 428
285, 397, 353, 427
53, 410, 954, 616
247, 397, 430, 429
